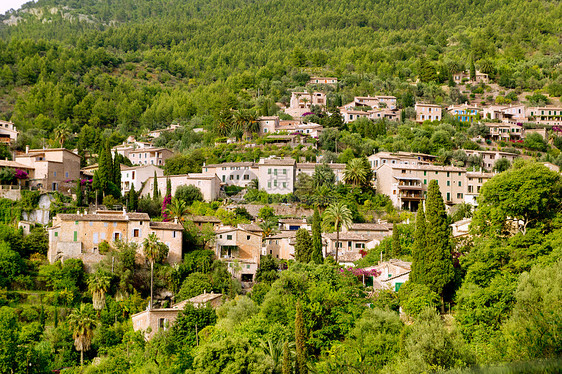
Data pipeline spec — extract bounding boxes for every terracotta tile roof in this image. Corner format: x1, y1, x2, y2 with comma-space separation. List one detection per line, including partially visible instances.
57, 212, 150, 221
259, 158, 296, 166
0, 160, 34, 169
238, 223, 263, 232
348, 223, 390, 232
149, 221, 183, 230
190, 215, 221, 223
205, 162, 255, 168
323, 232, 384, 242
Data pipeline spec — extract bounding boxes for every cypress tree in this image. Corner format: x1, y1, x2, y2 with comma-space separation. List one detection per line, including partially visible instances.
294, 228, 312, 263
295, 301, 307, 374
392, 223, 401, 257
424, 180, 454, 312
153, 171, 159, 200
470, 57, 476, 81
129, 185, 138, 211
113, 154, 121, 195
282, 341, 291, 374
97, 141, 112, 196
410, 206, 426, 284
166, 177, 172, 197
311, 207, 323, 264
75, 179, 83, 207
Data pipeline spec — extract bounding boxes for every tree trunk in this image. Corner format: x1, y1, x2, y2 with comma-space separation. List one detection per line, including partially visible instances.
335, 228, 339, 263
150, 261, 154, 310
441, 295, 445, 314
81, 349, 83, 367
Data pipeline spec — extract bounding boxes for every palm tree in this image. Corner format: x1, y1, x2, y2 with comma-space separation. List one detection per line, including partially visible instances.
216, 108, 234, 136
323, 201, 353, 263
54, 124, 71, 147
165, 197, 190, 223
87, 271, 111, 311
68, 304, 96, 367
143, 233, 169, 309
343, 158, 368, 187
259, 219, 278, 241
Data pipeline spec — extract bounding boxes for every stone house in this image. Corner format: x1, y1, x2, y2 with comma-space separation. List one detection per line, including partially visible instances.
526, 106, 562, 126
447, 103, 481, 123
0, 120, 18, 144
203, 162, 257, 187
364, 260, 411, 292
257, 158, 296, 195
132, 291, 223, 340
15, 147, 81, 192
214, 226, 262, 283
47, 210, 183, 270
415, 103, 442, 123
111, 141, 153, 159
343, 223, 392, 237
128, 147, 174, 166
323, 232, 383, 265
262, 231, 297, 260
140, 173, 221, 201
368, 151, 436, 169
285, 91, 326, 117
121, 164, 164, 196
463, 150, 519, 170
452, 71, 489, 84
308, 77, 338, 85
258, 116, 280, 135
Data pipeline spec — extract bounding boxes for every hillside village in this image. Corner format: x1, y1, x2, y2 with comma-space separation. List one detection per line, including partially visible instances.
0, 0, 561, 371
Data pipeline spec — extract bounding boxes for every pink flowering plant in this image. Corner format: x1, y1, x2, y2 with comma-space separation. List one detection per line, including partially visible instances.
161, 194, 172, 221
14, 169, 28, 179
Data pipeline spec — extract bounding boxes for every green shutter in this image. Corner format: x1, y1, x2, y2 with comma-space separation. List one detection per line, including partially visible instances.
73, 231, 78, 242
395, 282, 403, 292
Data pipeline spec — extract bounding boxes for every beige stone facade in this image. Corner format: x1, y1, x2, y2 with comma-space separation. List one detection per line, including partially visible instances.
215, 226, 262, 282
47, 210, 183, 269
15, 148, 81, 192
128, 147, 174, 166
0, 120, 18, 144
464, 150, 518, 170
415, 103, 442, 123
121, 164, 164, 195
132, 292, 223, 340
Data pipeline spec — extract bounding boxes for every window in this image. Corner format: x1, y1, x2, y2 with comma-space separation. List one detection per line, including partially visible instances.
274, 169, 278, 176
229, 175, 234, 180
247, 235, 250, 240
268, 168, 271, 175
283, 169, 287, 175
113, 222, 117, 227
458, 181, 462, 187
435, 171, 438, 175
282, 182, 287, 188
268, 182, 271, 188
173, 231, 177, 238
104, 222, 108, 227
133, 229, 140, 238
227, 235, 232, 240
274, 180, 277, 187
73, 231, 78, 242
53, 171, 57, 177
54, 232, 58, 237
424, 179, 427, 184
457, 193, 463, 199
65, 172, 69, 178
243, 175, 249, 180
447, 181, 450, 186
447, 172, 450, 177
446, 192, 451, 201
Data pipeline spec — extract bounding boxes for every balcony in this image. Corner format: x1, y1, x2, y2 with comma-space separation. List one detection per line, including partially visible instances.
399, 192, 423, 200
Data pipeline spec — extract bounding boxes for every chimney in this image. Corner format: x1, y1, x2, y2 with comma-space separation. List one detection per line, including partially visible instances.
25, 145, 29, 154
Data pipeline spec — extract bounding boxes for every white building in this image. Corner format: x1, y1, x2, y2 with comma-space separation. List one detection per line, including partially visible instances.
121, 164, 164, 195
140, 173, 221, 201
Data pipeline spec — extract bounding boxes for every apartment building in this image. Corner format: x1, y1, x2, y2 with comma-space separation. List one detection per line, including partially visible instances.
464, 171, 494, 206
415, 103, 442, 123
120, 164, 164, 195
375, 163, 487, 210
128, 147, 174, 166
464, 150, 519, 170
215, 226, 262, 283
47, 210, 183, 269
15, 147, 81, 192
526, 107, 562, 126
140, 173, 221, 201
0, 120, 18, 144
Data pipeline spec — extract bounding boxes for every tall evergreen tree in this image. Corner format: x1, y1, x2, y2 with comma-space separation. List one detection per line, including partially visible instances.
295, 228, 312, 263
295, 301, 307, 374
153, 171, 159, 200
166, 177, 172, 198
112, 154, 121, 195
470, 57, 476, 81
311, 207, 323, 264
424, 180, 454, 312
410, 206, 426, 284
75, 179, 83, 207
97, 141, 113, 197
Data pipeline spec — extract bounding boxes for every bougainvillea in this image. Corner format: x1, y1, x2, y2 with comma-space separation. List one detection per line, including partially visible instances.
14, 169, 28, 179
340, 267, 381, 278
161, 195, 172, 221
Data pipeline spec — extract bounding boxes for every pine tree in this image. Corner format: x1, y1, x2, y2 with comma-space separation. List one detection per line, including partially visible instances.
282, 341, 291, 374
424, 180, 454, 312
153, 171, 159, 200
392, 223, 401, 257
294, 229, 312, 263
311, 207, 323, 264
410, 206, 426, 284
295, 301, 307, 374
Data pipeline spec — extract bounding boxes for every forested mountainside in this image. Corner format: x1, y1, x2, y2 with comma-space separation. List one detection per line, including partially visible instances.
0, 0, 560, 142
